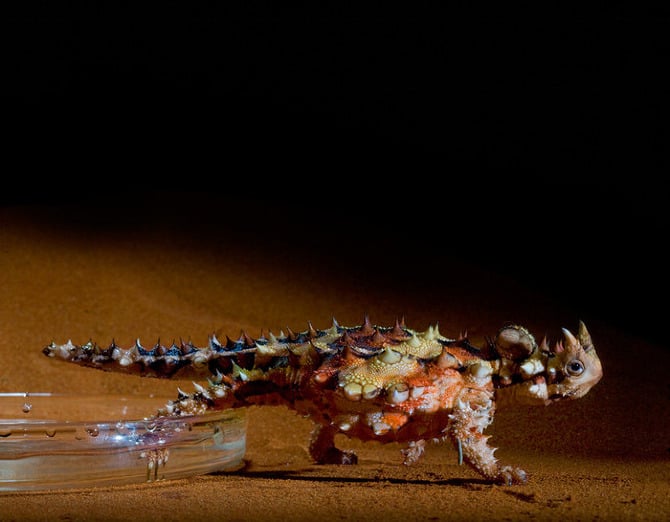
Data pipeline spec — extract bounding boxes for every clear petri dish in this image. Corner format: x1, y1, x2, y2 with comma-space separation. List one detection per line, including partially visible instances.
0, 392, 247, 492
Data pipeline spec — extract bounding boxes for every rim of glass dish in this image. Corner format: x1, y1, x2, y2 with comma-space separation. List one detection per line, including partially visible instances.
0, 391, 236, 424
0, 392, 248, 492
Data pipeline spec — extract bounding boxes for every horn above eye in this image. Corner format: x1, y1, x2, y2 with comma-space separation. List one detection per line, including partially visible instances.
561, 327, 578, 347
578, 321, 593, 348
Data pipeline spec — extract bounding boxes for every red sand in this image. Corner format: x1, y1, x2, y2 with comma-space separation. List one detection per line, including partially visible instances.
0, 200, 668, 521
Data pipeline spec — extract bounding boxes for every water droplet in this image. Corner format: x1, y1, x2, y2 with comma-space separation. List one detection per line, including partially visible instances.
22, 402, 32, 413
45, 429, 56, 438
85, 427, 100, 437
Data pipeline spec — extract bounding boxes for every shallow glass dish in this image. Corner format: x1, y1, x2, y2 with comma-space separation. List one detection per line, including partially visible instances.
0, 392, 247, 492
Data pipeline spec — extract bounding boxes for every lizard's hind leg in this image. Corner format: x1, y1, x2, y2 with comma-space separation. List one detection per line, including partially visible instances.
309, 424, 358, 465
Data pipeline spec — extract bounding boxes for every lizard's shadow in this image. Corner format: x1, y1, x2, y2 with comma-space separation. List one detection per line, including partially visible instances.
215, 463, 491, 487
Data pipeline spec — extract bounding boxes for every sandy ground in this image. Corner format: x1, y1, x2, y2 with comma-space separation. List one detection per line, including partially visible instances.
0, 195, 668, 521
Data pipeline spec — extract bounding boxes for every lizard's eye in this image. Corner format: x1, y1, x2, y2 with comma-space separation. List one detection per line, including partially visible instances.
566, 360, 584, 376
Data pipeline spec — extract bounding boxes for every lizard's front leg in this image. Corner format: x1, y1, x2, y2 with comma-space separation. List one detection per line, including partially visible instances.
309, 424, 358, 465
447, 388, 527, 485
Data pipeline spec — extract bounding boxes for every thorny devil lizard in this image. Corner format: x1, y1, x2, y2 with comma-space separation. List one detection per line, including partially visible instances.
43, 317, 603, 485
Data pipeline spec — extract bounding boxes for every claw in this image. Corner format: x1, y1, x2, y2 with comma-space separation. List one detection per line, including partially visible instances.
497, 466, 527, 485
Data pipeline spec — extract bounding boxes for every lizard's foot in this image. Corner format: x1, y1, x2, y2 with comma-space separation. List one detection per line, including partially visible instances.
309, 424, 358, 465
401, 440, 426, 465
495, 466, 528, 485
315, 448, 358, 465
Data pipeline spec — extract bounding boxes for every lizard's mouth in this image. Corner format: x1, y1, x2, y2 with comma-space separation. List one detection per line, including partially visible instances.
538, 368, 574, 401
505, 372, 576, 404
545, 368, 565, 386
548, 390, 576, 401
536, 373, 573, 403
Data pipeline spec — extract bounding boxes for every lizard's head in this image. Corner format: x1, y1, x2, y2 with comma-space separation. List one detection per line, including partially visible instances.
494, 321, 603, 406
543, 321, 603, 401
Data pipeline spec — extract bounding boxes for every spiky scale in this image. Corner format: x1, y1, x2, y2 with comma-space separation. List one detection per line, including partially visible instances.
42, 318, 603, 485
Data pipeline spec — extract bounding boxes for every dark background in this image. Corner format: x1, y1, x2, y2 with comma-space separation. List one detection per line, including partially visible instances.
3, 6, 666, 345
5, 4, 666, 171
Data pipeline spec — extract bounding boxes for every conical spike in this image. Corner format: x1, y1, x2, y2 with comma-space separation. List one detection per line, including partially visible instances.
231, 362, 250, 381
325, 319, 339, 336
267, 330, 278, 344
379, 346, 401, 364
360, 315, 374, 335
561, 327, 578, 348
92, 342, 103, 355
209, 334, 223, 351
371, 327, 386, 345
241, 330, 255, 347
209, 369, 224, 385
539, 335, 550, 353
225, 336, 237, 350
286, 326, 298, 342
391, 317, 406, 337
236, 330, 254, 346
307, 321, 318, 339
578, 321, 593, 348
424, 325, 435, 341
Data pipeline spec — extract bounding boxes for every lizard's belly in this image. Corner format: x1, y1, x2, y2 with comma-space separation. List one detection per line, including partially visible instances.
294, 369, 470, 443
